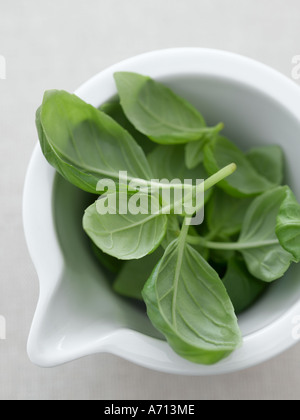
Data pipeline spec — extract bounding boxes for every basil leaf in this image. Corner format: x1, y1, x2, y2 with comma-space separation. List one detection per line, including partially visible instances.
246, 145, 284, 186
238, 187, 294, 282
113, 247, 164, 300
37, 106, 101, 194
223, 257, 267, 314
148, 145, 206, 180
187, 226, 210, 261
83, 193, 168, 260
185, 123, 224, 169
203, 137, 274, 197
206, 188, 254, 238
147, 145, 212, 204
142, 240, 241, 365
185, 140, 207, 170
100, 101, 155, 154
37, 90, 153, 193
161, 216, 181, 249
114, 72, 220, 145
162, 218, 210, 260
276, 187, 300, 262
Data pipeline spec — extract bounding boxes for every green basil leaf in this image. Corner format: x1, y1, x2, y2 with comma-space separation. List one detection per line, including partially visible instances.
185, 123, 224, 170
100, 101, 155, 154
238, 186, 294, 282
276, 187, 300, 262
83, 193, 168, 260
185, 140, 207, 170
147, 145, 212, 204
162, 217, 210, 260
223, 257, 267, 314
113, 247, 164, 300
142, 240, 241, 365
203, 137, 274, 197
148, 144, 207, 180
161, 216, 181, 249
114, 72, 220, 145
188, 226, 210, 261
37, 106, 101, 194
37, 90, 153, 193
206, 188, 254, 238
246, 145, 284, 186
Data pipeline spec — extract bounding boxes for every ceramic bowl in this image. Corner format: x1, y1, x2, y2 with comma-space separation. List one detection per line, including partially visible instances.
23, 48, 300, 375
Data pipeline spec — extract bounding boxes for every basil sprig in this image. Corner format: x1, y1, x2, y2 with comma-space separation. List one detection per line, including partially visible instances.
36, 72, 300, 365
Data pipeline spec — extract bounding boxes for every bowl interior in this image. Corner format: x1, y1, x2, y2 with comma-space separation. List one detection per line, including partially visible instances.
48, 74, 300, 350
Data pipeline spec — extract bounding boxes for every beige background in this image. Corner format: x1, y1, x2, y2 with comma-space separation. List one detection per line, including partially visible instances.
1, 0, 300, 400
